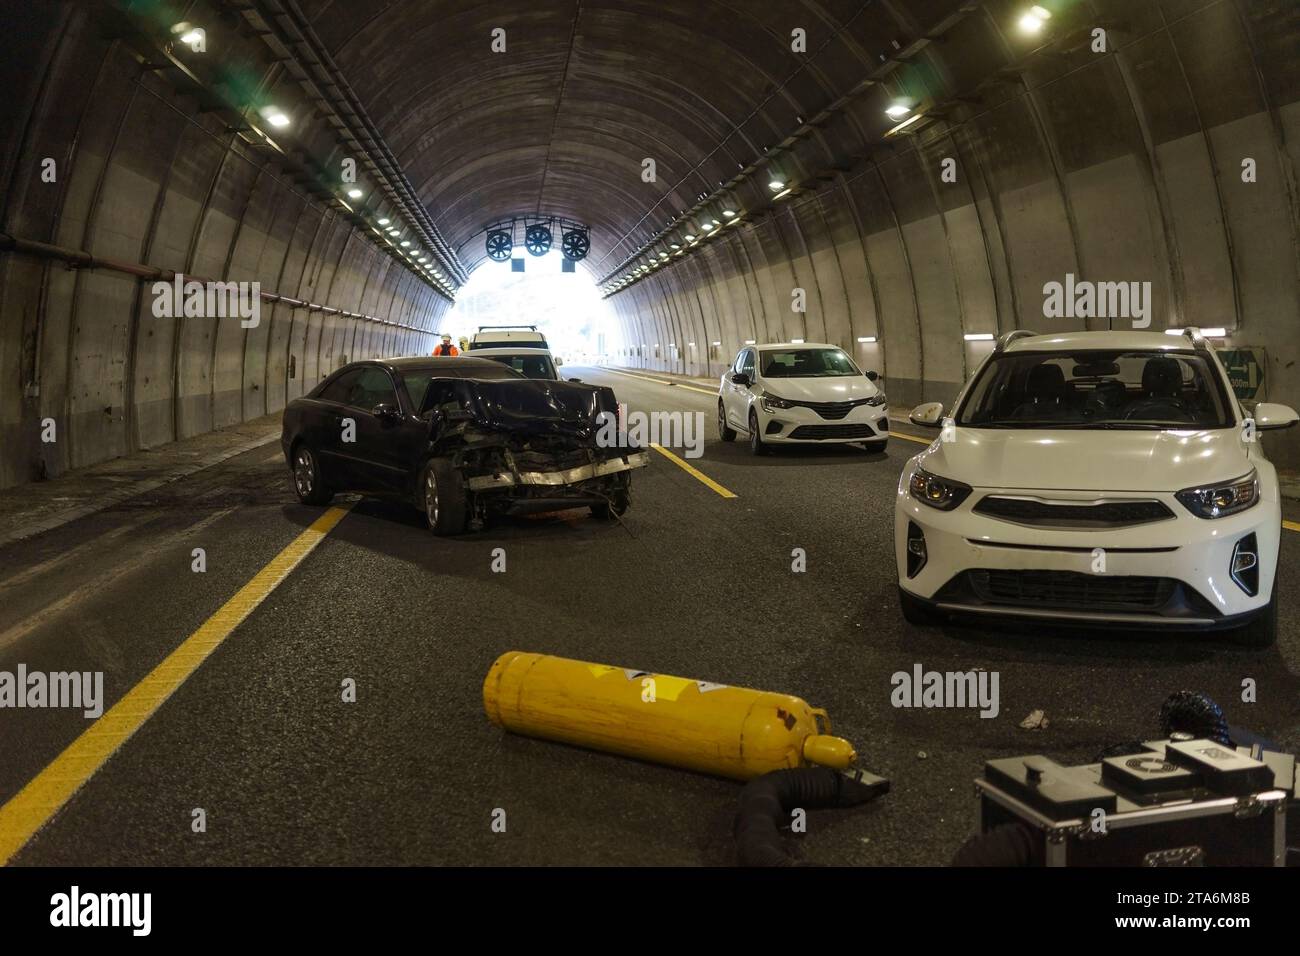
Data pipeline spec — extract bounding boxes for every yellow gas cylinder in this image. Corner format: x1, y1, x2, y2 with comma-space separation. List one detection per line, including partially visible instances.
483, 651, 856, 781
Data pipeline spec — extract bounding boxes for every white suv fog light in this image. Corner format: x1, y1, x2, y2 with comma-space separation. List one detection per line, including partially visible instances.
1230, 534, 1259, 596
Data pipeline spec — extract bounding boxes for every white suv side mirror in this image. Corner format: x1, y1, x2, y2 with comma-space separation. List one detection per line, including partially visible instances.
909, 401, 945, 428
1253, 402, 1299, 431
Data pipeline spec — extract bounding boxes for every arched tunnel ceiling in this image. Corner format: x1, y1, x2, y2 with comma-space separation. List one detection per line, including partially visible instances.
295, 0, 939, 273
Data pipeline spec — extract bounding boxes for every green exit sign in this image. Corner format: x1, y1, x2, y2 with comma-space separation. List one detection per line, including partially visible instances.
1218, 348, 1266, 400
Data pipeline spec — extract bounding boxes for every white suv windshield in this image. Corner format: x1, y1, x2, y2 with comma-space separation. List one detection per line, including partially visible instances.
760, 347, 860, 378
956, 350, 1232, 429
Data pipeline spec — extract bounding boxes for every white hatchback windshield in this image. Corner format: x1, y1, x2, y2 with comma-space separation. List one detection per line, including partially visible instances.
760, 347, 860, 378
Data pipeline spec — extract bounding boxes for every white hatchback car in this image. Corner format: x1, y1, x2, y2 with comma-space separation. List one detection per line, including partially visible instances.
718, 343, 889, 454
895, 329, 1297, 647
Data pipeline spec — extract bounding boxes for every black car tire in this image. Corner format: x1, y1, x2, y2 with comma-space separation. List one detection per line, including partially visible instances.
718, 401, 736, 442
748, 409, 768, 456
899, 586, 938, 626
591, 491, 630, 521
1231, 579, 1277, 649
421, 457, 468, 535
291, 443, 334, 506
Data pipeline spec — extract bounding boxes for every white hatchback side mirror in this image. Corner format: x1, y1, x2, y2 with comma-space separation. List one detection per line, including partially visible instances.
909, 401, 945, 428
1253, 402, 1299, 431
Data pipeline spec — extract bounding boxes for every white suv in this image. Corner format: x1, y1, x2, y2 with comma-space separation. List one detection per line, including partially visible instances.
718, 343, 889, 454
895, 329, 1297, 647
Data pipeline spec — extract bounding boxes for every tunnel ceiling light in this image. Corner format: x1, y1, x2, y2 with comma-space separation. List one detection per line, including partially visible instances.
180, 28, 205, 47
711, 340, 721, 346
377, 217, 390, 225
1018, 5, 1052, 34
387, 228, 400, 235
722, 210, 736, 218
701, 223, 714, 231
347, 188, 364, 199
670, 243, 681, 249
745, 339, 756, 345
260, 106, 291, 128
964, 332, 995, 341
768, 179, 786, 191
792, 338, 805, 344
658, 252, 668, 258
773, 188, 792, 200
885, 104, 911, 120
857, 336, 878, 343
1167, 326, 1229, 338
400, 240, 411, 247
711, 219, 721, 226
684, 233, 696, 241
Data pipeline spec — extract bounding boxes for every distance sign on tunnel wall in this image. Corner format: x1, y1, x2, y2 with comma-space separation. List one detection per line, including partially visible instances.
1218, 348, 1266, 400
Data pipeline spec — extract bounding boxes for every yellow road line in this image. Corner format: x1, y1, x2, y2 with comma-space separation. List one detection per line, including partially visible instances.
601, 367, 719, 397
0, 504, 352, 865
1285, 519, 1300, 534
650, 443, 737, 498
890, 430, 933, 446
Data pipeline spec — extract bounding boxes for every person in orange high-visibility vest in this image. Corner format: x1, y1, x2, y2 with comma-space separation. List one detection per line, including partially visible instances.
433, 334, 459, 356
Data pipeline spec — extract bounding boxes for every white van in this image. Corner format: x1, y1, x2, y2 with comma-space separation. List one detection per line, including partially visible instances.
468, 325, 549, 351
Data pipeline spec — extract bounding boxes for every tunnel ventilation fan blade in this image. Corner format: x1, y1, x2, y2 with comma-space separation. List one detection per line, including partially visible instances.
486, 230, 513, 261
525, 224, 553, 257
561, 229, 590, 261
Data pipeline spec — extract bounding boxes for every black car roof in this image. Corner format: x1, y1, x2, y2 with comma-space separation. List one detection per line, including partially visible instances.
378, 356, 506, 372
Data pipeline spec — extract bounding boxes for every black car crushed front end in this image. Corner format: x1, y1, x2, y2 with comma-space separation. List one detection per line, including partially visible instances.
421, 377, 649, 524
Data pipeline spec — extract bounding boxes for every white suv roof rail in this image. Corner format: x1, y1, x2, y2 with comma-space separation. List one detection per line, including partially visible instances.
1179, 327, 1210, 351
994, 329, 1039, 353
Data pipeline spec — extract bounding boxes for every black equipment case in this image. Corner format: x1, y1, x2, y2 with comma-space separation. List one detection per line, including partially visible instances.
973, 738, 1296, 866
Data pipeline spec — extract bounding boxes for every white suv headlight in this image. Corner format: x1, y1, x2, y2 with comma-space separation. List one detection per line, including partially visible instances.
909, 467, 973, 511
1175, 469, 1259, 519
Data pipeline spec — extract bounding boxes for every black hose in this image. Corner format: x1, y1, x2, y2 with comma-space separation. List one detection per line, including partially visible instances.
734, 767, 888, 867
951, 823, 1043, 867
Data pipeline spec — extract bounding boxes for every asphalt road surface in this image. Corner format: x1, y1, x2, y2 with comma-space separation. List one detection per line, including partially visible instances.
2, 366, 1298, 865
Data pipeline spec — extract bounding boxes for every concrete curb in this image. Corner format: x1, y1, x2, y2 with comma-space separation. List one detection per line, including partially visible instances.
0, 432, 280, 550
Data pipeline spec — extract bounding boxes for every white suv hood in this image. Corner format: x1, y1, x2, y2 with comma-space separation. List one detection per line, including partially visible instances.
921, 427, 1248, 493
758, 376, 881, 402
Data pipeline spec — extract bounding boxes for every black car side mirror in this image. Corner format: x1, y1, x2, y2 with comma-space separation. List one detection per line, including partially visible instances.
568, 377, 583, 383
372, 403, 402, 422
731, 372, 751, 387
866, 370, 879, 382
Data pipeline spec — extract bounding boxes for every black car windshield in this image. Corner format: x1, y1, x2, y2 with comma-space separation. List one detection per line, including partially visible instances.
956, 350, 1232, 429
760, 347, 860, 378
482, 353, 556, 380
400, 364, 520, 408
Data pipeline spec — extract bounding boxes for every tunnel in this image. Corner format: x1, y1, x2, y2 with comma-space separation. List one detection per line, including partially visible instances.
1, 0, 1299, 889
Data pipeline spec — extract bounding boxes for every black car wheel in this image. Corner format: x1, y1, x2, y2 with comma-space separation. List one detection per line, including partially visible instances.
292, 444, 334, 506
748, 410, 768, 456
591, 489, 630, 521
718, 401, 736, 442
421, 457, 468, 535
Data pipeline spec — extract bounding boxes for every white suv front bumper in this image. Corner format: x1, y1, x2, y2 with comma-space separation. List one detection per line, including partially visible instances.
894, 470, 1281, 628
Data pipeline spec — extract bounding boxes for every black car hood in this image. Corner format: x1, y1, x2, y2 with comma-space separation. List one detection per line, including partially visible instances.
424, 377, 616, 441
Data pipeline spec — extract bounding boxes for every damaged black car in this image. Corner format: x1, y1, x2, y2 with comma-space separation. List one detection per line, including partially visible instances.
281, 357, 648, 534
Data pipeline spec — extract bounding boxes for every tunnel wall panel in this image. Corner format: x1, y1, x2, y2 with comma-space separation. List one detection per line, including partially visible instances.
0, 11, 444, 489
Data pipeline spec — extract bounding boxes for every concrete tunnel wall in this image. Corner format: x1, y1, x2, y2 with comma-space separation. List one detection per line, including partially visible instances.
604, 0, 1300, 469
0, 4, 450, 490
